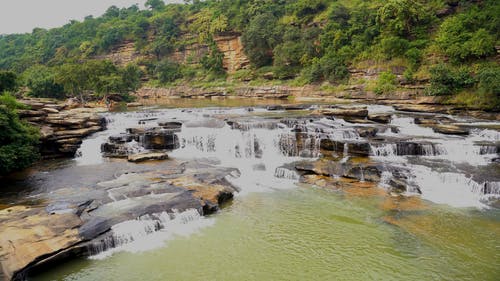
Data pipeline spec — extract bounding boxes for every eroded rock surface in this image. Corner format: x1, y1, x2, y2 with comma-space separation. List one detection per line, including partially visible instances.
0, 159, 238, 280
19, 99, 106, 157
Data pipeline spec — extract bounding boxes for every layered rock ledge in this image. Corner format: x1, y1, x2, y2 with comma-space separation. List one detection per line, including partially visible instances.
0, 160, 238, 280
19, 99, 107, 157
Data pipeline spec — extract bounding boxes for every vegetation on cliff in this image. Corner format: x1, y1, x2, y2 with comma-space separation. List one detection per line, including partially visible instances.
0, 0, 498, 108
0, 92, 40, 175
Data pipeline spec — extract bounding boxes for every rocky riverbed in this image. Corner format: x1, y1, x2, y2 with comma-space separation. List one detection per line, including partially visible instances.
1, 100, 499, 280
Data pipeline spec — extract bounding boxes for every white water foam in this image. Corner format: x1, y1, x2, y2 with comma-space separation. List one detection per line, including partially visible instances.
89, 209, 214, 260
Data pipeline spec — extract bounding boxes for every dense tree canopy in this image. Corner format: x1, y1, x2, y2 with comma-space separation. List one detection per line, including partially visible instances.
0, 0, 496, 96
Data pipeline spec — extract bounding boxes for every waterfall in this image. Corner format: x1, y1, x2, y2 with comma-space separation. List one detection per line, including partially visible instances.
405, 165, 499, 208
88, 209, 213, 259
274, 167, 299, 180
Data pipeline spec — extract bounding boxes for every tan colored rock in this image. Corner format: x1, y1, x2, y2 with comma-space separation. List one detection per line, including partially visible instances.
313, 107, 368, 118
432, 124, 469, 135
126, 102, 143, 107
0, 207, 82, 280
53, 126, 102, 139
41, 107, 59, 114
127, 152, 169, 163
168, 176, 233, 205
393, 104, 449, 113
17, 110, 47, 118
368, 113, 391, 124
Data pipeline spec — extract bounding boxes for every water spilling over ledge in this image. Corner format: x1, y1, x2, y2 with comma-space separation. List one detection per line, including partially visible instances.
1, 102, 499, 280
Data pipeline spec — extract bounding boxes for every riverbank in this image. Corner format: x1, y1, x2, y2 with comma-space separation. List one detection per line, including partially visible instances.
134, 85, 500, 120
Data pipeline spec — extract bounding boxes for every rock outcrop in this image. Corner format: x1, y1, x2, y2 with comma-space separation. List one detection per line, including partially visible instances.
19, 99, 106, 157
0, 160, 238, 280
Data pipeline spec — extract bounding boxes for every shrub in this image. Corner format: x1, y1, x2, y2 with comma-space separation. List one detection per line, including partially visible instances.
476, 66, 500, 96
0, 93, 39, 175
374, 71, 397, 95
154, 60, 182, 84
427, 64, 474, 96
24, 65, 65, 99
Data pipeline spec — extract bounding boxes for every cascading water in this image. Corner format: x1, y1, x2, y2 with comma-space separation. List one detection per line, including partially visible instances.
88, 209, 213, 259
70, 104, 500, 261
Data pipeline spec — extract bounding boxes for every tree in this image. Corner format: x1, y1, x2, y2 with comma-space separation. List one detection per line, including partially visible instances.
377, 0, 427, 37
23, 65, 65, 99
145, 0, 165, 11
0, 93, 39, 175
155, 60, 182, 83
0, 71, 17, 93
242, 13, 280, 67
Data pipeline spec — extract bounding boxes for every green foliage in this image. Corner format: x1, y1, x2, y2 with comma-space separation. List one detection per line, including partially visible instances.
374, 71, 397, 95
145, 0, 165, 11
154, 60, 182, 83
427, 64, 474, 96
242, 13, 280, 67
435, 4, 497, 62
377, 0, 429, 37
0, 71, 17, 92
476, 65, 500, 96
23, 65, 65, 99
0, 93, 39, 175
0, 0, 497, 104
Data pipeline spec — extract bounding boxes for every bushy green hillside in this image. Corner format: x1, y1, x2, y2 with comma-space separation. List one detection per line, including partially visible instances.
0, 0, 498, 108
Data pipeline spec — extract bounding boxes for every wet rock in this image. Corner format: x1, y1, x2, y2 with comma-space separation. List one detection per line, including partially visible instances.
342, 117, 373, 124
266, 105, 284, 111
432, 124, 469, 135
41, 107, 59, 114
0, 207, 82, 280
109, 133, 135, 143
18, 101, 106, 158
126, 102, 143, 107
320, 139, 371, 156
414, 116, 454, 125
126, 127, 148, 134
394, 104, 449, 113
128, 152, 169, 163
314, 106, 368, 118
344, 166, 381, 182
158, 121, 183, 130
301, 175, 382, 196
356, 127, 378, 138
142, 131, 179, 149
283, 104, 310, 110
53, 126, 103, 139
368, 113, 391, 124
17, 110, 47, 117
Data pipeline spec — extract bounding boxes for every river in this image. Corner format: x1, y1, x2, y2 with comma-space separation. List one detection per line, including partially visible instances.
4, 99, 499, 280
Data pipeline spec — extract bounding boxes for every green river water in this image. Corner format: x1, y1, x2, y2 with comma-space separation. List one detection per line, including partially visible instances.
32, 185, 499, 281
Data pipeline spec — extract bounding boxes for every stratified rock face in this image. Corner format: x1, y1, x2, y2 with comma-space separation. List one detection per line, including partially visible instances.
169, 33, 249, 74
18, 99, 106, 158
0, 160, 238, 280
